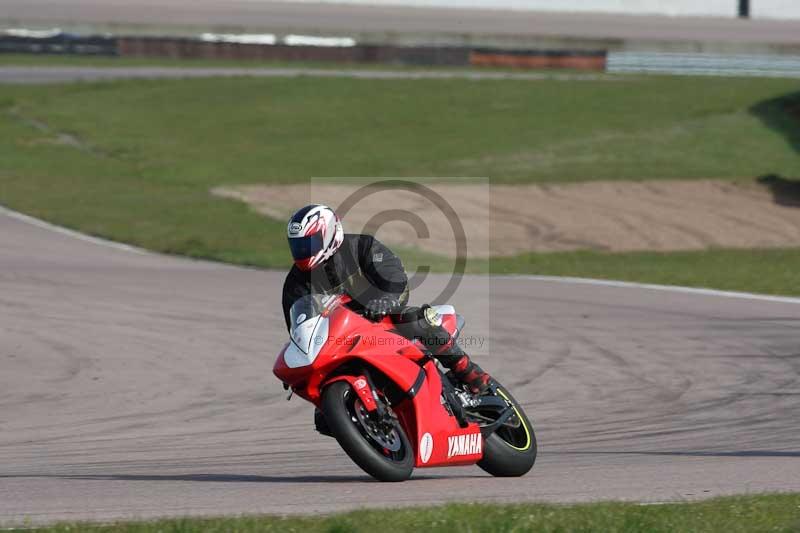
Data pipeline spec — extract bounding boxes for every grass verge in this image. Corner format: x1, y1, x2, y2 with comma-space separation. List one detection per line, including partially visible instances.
1, 74, 799, 294
486, 248, 800, 297
26, 494, 800, 532
2, 74, 798, 184
384, 248, 800, 297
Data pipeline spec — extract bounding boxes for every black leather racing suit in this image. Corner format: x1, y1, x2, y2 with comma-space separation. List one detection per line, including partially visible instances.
281, 233, 465, 365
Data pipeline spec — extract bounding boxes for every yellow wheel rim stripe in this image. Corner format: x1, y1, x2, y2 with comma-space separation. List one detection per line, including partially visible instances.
496, 389, 532, 451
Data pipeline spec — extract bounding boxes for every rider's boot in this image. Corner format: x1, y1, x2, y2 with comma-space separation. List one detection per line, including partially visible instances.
451, 354, 492, 395
435, 343, 492, 395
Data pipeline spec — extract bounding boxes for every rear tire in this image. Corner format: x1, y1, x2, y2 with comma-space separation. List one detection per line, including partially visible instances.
321, 381, 414, 482
476, 381, 537, 477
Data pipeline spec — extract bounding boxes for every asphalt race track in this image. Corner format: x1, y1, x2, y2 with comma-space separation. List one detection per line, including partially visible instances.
1, 207, 800, 525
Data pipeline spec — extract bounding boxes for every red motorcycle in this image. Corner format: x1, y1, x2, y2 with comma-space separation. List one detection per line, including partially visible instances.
273, 293, 537, 481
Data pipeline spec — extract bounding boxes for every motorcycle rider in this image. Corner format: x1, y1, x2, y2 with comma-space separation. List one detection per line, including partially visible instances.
282, 204, 491, 395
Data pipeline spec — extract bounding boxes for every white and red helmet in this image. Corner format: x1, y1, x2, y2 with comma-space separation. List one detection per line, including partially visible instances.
287, 204, 344, 271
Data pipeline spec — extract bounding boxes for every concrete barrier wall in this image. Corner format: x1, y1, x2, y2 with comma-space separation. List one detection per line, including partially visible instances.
116, 37, 607, 70
279, 0, 800, 19
753, 0, 800, 19
0, 34, 607, 70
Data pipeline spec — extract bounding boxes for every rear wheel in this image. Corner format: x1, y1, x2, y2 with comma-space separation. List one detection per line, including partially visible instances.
321, 380, 414, 482
468, 380, 537, 477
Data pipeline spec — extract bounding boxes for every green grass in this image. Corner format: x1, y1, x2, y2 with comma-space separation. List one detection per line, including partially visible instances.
1, 73, 799, 293
487, 248, 800, 296
387, 247, 800, 296
2, 74, 798, 184
27, 495, 800, 532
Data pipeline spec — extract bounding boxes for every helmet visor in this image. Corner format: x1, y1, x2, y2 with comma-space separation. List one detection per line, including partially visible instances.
289, 233, 325, 261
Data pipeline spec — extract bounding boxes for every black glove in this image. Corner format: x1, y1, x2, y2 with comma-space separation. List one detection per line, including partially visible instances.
364, 296, 400, 321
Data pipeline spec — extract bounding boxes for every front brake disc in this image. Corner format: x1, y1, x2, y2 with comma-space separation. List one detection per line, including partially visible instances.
354, 399, 401, 451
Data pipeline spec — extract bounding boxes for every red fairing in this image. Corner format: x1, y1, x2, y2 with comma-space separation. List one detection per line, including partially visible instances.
274, 297, 426, 405
440, 312, 458, 338
393, 360, 483, 467
273, 295, 483, 467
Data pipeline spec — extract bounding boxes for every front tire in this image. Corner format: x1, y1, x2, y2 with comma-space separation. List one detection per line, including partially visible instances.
475, 381, 537, 477
321, 381, 414, 482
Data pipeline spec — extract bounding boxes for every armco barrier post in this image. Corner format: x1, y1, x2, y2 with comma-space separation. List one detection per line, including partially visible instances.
739, 0, 750, 18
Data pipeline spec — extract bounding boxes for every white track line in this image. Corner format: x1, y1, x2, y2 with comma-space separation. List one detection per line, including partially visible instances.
504, 275, 800, 305
3, 204, 799, 305
0, 205, 149, 255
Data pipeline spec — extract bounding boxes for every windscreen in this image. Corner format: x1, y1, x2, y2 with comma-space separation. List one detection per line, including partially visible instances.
289, 294, 326, 335
288, 294, 339, 355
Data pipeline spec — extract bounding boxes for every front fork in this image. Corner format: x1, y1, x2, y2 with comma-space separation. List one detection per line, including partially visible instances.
324, 369, 397, 432
442, 373, 515, 438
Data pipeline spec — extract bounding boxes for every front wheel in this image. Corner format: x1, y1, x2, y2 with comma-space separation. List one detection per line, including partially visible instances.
472, 380, 537, 477
321, 380, 414, 482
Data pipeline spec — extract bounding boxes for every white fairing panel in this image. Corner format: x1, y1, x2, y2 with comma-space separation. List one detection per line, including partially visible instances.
284, 315, 329, 368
